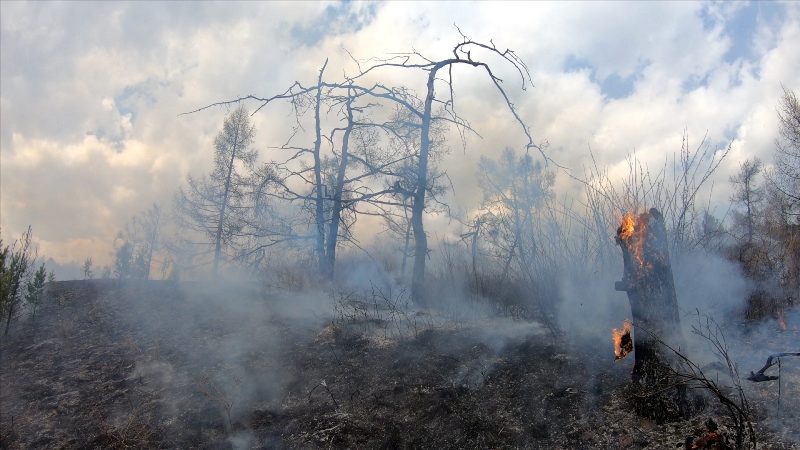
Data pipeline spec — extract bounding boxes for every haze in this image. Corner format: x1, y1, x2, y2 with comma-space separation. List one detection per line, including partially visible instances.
1, 1, 798, 269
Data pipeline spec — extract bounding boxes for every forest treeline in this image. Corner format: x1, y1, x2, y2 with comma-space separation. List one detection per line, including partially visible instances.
2, 38, 798, 332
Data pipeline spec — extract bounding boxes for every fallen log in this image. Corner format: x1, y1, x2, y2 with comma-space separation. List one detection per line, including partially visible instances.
747, 351, 800, 382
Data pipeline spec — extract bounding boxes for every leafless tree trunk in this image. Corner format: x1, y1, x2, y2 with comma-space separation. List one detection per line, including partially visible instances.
324, 90, 354, 279
186, 33, 540, 292
408, 68, 437, 301
371, 37, 540, 302
401, 204, 412, 276
214, 138, 239, 276
313, 60, 329, 275
615, 208, 694, 421
141, 204, 163, 280
615, 208, 681, 382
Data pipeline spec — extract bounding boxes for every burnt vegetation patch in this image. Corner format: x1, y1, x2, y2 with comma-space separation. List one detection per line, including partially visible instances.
1, 280, 797, 449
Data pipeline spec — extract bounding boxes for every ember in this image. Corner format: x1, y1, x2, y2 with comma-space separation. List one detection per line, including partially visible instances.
613, 319, 633, 361
683, 418, 732, 450
776, 310, 787, 330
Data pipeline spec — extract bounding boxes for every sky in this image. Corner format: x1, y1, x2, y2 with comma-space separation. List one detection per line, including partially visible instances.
1, 1, 799, 269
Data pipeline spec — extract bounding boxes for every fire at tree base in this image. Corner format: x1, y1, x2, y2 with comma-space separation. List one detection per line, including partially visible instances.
615, 208, 704, 423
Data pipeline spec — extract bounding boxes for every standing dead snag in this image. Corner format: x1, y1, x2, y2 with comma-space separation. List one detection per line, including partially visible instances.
615, 208, 681, 381
615, 208, 691, 420
340, 28, 542, 303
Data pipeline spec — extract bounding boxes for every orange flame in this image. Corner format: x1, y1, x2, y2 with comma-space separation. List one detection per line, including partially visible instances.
776, 311, 787, 330
619, 213, 635, 240
613, 319, 633, 361
619, 213, 649, 269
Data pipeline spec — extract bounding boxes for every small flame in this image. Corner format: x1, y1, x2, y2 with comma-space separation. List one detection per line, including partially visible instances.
776, 311, 787, 330
618, 212, 648, 269
613, 319, 633, 361
619, 214, 635, 240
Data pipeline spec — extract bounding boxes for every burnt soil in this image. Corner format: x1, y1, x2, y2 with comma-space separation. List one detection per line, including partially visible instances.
1, 280, 798, 449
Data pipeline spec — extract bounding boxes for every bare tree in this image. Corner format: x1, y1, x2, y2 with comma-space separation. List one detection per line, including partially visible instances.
729, 158, 764, 243
240, 83, 420, 277
83, 257, 94, 281
580, 132, 731, 265
378, 103, 452, 277
115, 203, 167, 280
474, 147, 560, 330
185, 32, 539, 296
229, 81, 440, 279
340, 31, 540, 301
730, 87, 800, 307
175, 105, 257, 276
137, 204, 165, 280
769, 85, 800, 217
477, 148, 555, 284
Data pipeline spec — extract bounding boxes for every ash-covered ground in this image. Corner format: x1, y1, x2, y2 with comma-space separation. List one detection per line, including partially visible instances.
1, 280, 798, 449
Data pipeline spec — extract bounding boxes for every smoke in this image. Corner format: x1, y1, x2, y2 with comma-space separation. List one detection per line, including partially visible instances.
673, 250, 750, 322
107, 279, 323, 441
556, 266, 629, 349
83, 215, 797, 445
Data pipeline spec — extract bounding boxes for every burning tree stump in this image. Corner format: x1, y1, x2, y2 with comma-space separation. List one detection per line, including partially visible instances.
615, 208, 693, 421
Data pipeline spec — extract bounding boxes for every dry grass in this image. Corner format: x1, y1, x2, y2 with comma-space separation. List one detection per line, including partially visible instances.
0, 280, 797, 449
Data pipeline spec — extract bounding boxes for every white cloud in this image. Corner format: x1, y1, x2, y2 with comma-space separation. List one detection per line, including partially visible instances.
1, 1, 798, 269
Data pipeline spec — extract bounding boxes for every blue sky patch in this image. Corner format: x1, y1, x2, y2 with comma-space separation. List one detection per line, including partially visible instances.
721, 2, 784, 64
601, 73, 636, 100
291, 1, 379, 47
563, 55, 637, 100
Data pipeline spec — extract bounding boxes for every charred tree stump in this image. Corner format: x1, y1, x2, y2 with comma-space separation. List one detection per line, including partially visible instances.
615, 208, 693, 421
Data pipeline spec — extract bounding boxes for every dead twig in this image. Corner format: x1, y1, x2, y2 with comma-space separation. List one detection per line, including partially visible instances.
308, 380, 340, 410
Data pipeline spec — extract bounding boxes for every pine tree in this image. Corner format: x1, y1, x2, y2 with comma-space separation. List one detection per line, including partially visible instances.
26, 264, 46, 318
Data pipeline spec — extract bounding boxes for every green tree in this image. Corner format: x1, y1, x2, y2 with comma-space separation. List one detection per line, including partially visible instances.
25, 264, 46, 318
83, 257, 94, 281
1, 227, 36, 335
114, 240, 134, 280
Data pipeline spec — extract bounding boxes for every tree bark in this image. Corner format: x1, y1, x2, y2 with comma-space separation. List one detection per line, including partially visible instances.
401, 204, 412, 276
324, 91, 353, 280
616, 208, 681, 381
615, 208, 690, 421
213, 128, 239, 277
313, 60, 329, 276
410, 65, 439, 303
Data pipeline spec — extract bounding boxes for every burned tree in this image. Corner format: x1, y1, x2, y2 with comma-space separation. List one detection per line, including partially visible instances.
615, 208, 692, 420
241, 84, 428, 278
615, 208, 681, 380
184, 32, 543, 293
343, 31, 542, 302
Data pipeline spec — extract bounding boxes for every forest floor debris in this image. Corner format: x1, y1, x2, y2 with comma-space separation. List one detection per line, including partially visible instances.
1, 280, 798, 449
